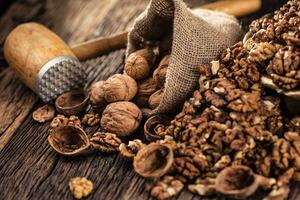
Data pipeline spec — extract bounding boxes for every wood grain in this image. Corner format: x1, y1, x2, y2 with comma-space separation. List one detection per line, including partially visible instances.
0, 0, 297, 200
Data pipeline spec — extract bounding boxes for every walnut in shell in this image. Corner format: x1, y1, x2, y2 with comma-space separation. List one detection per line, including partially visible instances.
134, 78, 158, 107
149, 89, 164, 109
32, 104, 55, 123
103, 74, 138, 102
144, 115, 171, 142
133, 143, 173, 178
101, 101, 142, 136
89, 80, 108, 112
153, 55, 169, 88
124, 48, 156, 80
48, 125, 90, 156
55, 90, 89, 116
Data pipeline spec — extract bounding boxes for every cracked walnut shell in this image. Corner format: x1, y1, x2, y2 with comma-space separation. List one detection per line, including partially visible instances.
124, 48, 156, 80
32, 104, 55, 123
101, 101, 142, 136
69, 177, 93, 199
133, 143, 173, 178
48, 125, 90, 156
103, 74, 138, 102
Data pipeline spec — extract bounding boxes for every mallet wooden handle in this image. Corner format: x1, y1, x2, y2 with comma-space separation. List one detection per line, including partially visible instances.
71, 0, 261, 61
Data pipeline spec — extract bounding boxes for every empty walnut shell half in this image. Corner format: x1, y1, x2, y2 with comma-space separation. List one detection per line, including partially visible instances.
215, 165, 259, 199
55, 90, 89, 116
144, 115, 171, 142
48, 125, 91, 156
133, 143, 173, 178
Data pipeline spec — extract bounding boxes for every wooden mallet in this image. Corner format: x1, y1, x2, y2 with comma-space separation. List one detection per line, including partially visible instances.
4, 0, 261, 102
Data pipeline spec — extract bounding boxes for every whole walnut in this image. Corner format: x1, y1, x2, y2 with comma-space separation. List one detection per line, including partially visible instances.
153, 55, 169, 88
89, 81, 107, 112
103, 74, 138, 102
124, 48, 156, 80
149, 89, 164, 109
134, 78, 158, 107
101, 101, 142, 136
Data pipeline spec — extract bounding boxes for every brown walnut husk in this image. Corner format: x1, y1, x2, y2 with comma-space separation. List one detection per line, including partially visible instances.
101, 101, 142, 136
103, 74, 138, 102
48, 125, 90, 156
215, 165, 259, 199
89, 80, 108, 112
55, 90, 89, 116
32, 104, 55, 123
149, 89, 164, 109
134, 78, 158, 107
133, 143, 173, 178
124, 48, 156, 80
144, 115, 171, 142
153, 55, 169, 88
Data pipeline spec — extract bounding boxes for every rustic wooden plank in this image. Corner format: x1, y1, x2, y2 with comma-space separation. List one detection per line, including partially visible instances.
0, 0, 299, 200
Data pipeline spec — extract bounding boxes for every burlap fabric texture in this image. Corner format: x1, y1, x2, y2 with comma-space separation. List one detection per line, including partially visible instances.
126, 0, 242, 115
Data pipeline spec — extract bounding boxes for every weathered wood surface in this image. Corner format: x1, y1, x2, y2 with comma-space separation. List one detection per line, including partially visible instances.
1, 0, 298, 200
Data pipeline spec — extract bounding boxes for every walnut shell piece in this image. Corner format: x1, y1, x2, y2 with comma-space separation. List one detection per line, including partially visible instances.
48, 125, 90, 156
149, 89, 164, 109
90, 132, 121, 153
153, 55, 169, 88
69, 177, 93, 199
215, 165, 259, 199
133, 143, 174, 178
101, 101, 142, 136
144, 115, 171, 142
124, 48, 156, 80
89, 81, 108, 112
103, 74, 138, 102
32, 104, 55, 123
55, 90, 89, 116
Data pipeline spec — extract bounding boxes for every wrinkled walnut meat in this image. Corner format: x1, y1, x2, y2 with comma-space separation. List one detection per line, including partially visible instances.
119, 139, 146, 159
82, 113, 100, 126
134, 143, 173, 178
90, 132, 121, 153
69, 177, 93, 199
124, 48, 156, 80
50, 115, 81, 129
101, 101, 142, 136
32, 104, 55, 123
55, 90, 89, 116
151, 176, 184, 200
48, 125, 90, 156
103, 74, 138, 102
188, 177, 216, 196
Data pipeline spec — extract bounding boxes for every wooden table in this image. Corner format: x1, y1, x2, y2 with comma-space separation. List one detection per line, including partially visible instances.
1, 0, 298, 199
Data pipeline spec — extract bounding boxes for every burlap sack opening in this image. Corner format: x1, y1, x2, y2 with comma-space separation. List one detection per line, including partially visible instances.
126, 0, 242, 115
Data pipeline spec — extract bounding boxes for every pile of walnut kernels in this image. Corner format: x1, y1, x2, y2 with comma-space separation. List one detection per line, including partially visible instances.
32, 1, 300, 199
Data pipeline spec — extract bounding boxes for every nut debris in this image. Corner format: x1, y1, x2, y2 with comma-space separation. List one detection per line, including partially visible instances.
69, 177, 93, 199
90, 132, 121, 153
32, 104, 55, 123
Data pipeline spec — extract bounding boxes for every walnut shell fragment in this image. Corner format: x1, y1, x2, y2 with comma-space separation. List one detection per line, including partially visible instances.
48, 125, 90, 156
55, 90, 89, 116
133, 143, 173, 178
144, 115, 171, 142
103, 74, 138, 102
215, 165, 259, 199
124, 48, 156, 80
149, 89, 164, 109
32, 104, 55, 123
101, 101, 142, 136
119, 139, 146, 160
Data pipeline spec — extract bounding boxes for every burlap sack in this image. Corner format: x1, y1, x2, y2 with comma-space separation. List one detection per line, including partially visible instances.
126, 0, 242, 114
